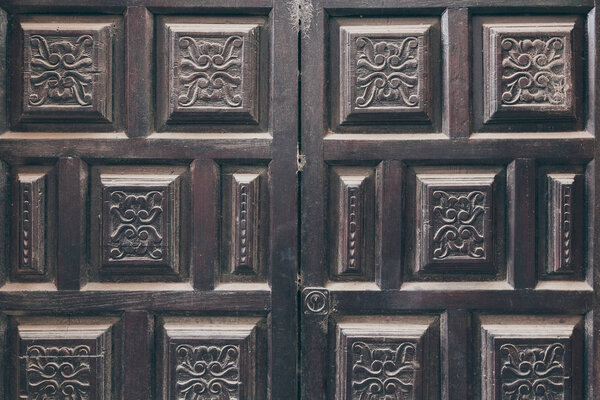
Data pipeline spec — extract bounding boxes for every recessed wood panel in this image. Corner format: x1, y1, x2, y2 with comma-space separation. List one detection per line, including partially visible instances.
221, 166, 268, 281
90, 166, 189, 281
330, 17, 441, 133
477, 315, 583, 400
12, 316, 118, 400
11, 15, 122, 127
407, 167, 505, 278
329, 166, 375, 282
11, 166, 56, 282
334, 315, 440, 400
157, 16, 265, 129
158, 316, 266, 400
473, 15, 584, 132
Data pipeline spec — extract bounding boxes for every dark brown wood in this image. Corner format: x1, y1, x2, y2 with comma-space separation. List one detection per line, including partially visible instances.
122, 311, 152, 400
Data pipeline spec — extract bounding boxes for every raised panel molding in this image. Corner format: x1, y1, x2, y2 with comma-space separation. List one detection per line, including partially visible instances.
159, 316, 266, 400
411, 167, 504, 276
329, 167, 375, 282
546, 173, 583, 276
12, 316, 118, 400
159, 17, 261, 126
478, 315, 583, 400
13, 15, 118, 124
333, 18, 437, 127
334, 315, 440, 400
11, 166, 55, 282
90, 166, 189, 281
482, 17, 581, 124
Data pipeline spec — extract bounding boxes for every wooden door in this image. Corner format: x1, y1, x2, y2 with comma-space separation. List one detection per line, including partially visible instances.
0, 0, 298, 399
300, 0, 599, 399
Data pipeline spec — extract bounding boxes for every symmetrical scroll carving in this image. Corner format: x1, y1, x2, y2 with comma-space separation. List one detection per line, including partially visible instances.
499, 343, 567, 399
431, 190, 486, 260
500, 37, 566, 106
546, 173, 583, 275
162, 19, 261, 125
24, 345, 92, 400
329, 167, 375, 281
350, 341, 417, 399
414, 168, 501, 275
15, 17, 116, 123
335, 19, 436, 126
28, 34, 94, 107
177, 35, 243, 108
107, 189, 165, 262
175, 344, 241, 400
95, 167, 186, 277
354, 36, 419, 108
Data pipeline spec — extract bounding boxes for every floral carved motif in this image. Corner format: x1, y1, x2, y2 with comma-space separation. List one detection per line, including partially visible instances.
175, 344, 241, 400
107, 190, 164, 261
354, 36, 419, 109
28, 34, 94, 107
431, 190, 486, 260
177, 35, 243, 108
24, 345, 92, 400
350, 341, 418, 400
499, 343, 567, 400
500, 37, 566, 106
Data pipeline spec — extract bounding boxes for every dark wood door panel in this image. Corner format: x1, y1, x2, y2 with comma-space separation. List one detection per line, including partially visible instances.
300, 0, 599, 399
0, 1, 297, 399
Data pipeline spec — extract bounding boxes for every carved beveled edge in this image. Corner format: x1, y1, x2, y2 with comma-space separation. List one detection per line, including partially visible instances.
337, 20, 434, 126
13, 316, 118, 400
11, 167, 54, 281
15, 17, 116, 124
163, 20, 260, 124
158, 316, 262, 400
334, 315, 440, 400
546, 173, 583, 276
413, 167, 502, 274
302, 287, 330, 315
482, 21, 577, 124
329, 166, 376, 282
477, 314, 583, 400
90, 165, 189, 280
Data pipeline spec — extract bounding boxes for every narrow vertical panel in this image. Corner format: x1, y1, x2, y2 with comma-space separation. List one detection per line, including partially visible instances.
12, 169, 50, 279
301, 288, 329, 400
442, 8, 470, 138
377, 161, 404, 289
191, 159, 219, 290
122, 311, 152, 400
547, 173, 583, 275
507, 159, 536, 289
57, 157, 87, 290
0, 9, 7, 133
329, 167, 375, 281
441, 310, 470, 400
228, 173, 260, 274
0, 161, 7, 286
125, 7, 153, 137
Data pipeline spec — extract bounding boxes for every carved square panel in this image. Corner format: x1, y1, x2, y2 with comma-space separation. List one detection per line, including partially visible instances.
12, 316, 118, 400
90, 166, 189, 281
10, 166, 56, 283
408, 167, 505, 278
221, 166, 269, 283
328, 166, 376, 282
334, 315, 440, 400
538, 166, 586, 280
158, 17, 261, 126
481, 16, 583, 124
332, 18, 438, 128
158, 316, 266, 400
12, 15, 118, 124
477, 315, 583, 400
